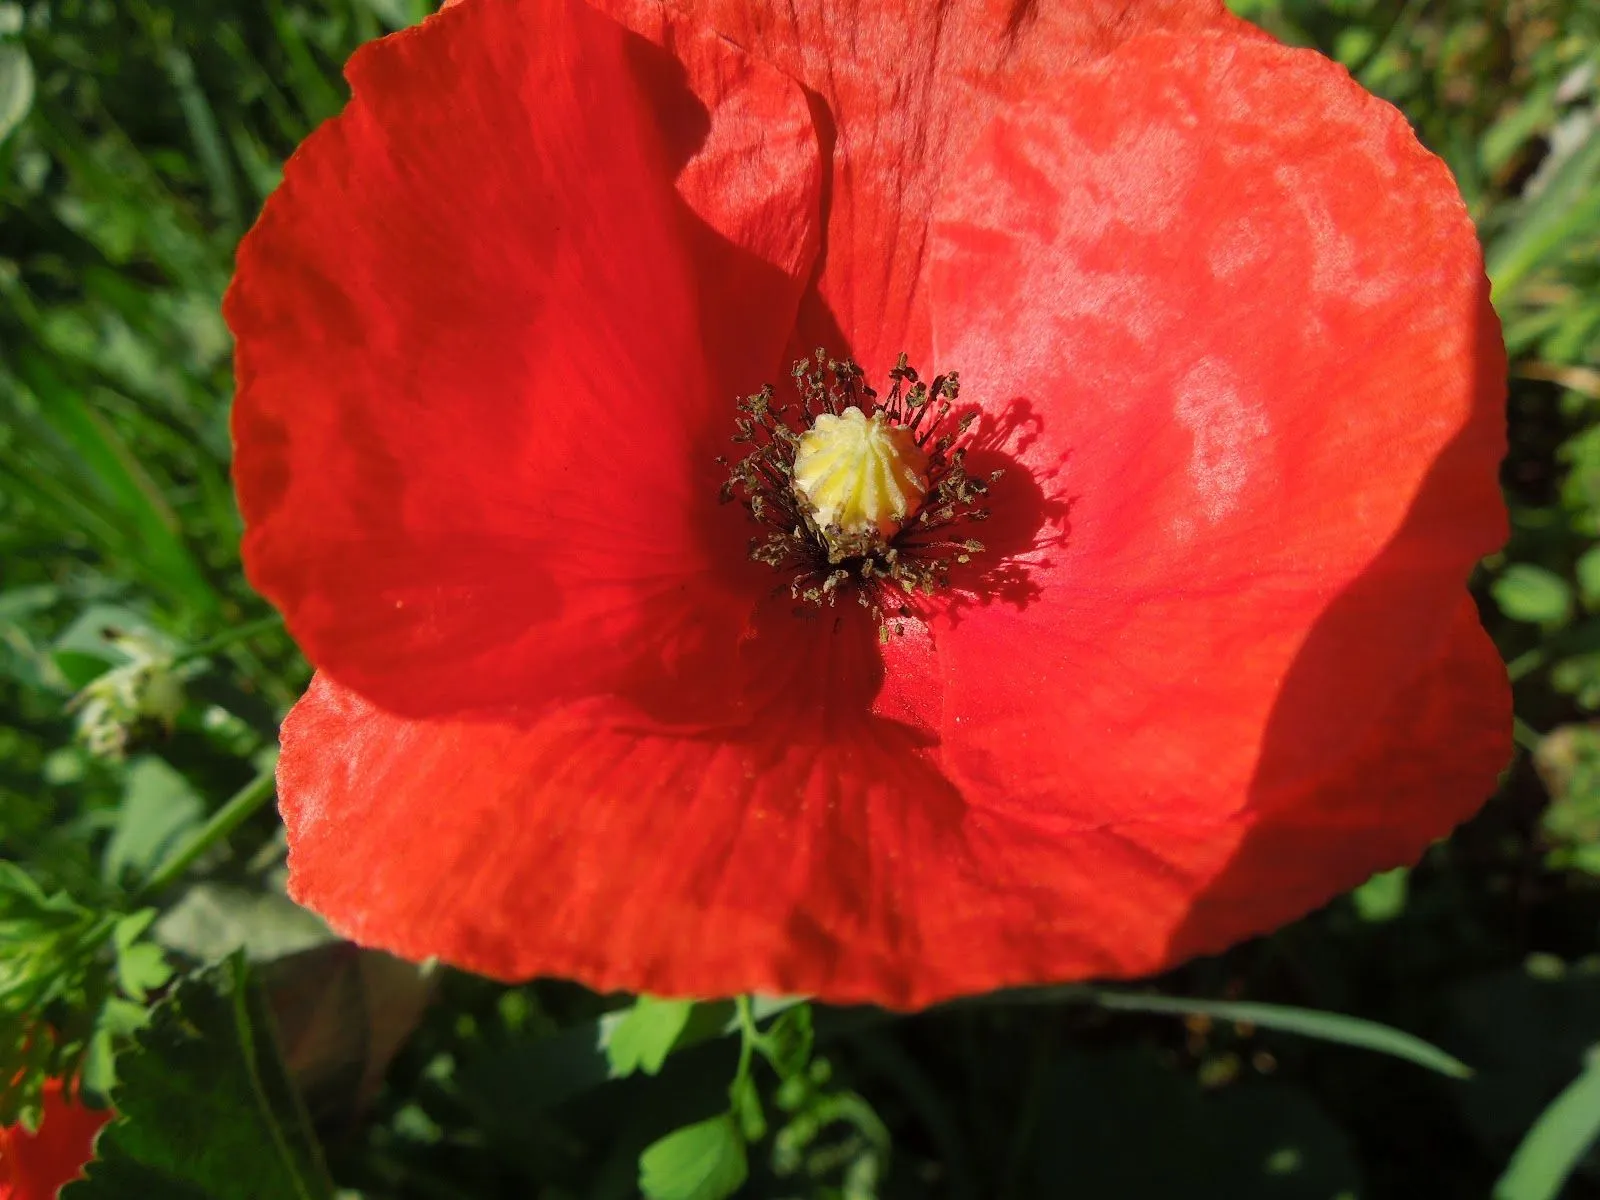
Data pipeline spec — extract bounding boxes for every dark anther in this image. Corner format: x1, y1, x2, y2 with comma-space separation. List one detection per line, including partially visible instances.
721, 350, 997, 631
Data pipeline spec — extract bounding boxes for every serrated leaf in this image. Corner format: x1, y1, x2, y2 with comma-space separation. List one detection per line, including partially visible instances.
103, 758, 203, 887
1493, 564, 1574, 626
639, 1114, 748, 1200
606, 996, 695, 1078
0, 42, 33, 144
1494, 1046, 1600, 1200
64, 955, 335, 1200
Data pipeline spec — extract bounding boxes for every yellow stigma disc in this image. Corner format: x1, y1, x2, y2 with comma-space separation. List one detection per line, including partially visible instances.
791, 407, 929, 548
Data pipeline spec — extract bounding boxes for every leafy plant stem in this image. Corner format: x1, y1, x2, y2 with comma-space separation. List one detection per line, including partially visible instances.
174, 614, 285, 665
733, 994, 760, 1086
139, 761, 277, 897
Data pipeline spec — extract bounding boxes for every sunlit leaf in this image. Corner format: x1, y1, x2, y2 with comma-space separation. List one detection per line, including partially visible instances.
639, 1114, 748, 1200
102, 758, 203, 887
1493, 564, 1574, 627
606, 995, 695, 1078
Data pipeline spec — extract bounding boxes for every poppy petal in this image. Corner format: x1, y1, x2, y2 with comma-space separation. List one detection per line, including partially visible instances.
228, 0, 819, 716
1162, 597, 1512, 966
0, 1080, 109, 1200
277, 670, 971, 1005
927, 31, 1507, 834
588, 0, 1250, 372
280, 595, 1501, 1006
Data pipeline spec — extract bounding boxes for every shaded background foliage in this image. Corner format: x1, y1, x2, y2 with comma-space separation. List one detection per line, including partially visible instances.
2, 0, 1600, 1196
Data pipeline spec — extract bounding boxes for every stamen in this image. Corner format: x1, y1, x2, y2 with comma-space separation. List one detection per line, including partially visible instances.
721, 350, 999, 631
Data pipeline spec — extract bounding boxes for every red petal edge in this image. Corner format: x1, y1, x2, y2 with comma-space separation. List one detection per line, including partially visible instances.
0, 1080, 110, 1200
928, 29, 1508, 831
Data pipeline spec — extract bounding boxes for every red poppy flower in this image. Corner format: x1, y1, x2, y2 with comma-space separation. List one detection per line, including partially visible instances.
0, 1080, 110, 1200
227, 0, 1510, 1007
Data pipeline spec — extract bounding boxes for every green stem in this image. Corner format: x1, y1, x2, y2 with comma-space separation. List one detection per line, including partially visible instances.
174, 613, 285, 665
1507, 646, 1546, 682
140, 759, 278, 896
734, 994, 760, 1077
1514, 717, 1545, 754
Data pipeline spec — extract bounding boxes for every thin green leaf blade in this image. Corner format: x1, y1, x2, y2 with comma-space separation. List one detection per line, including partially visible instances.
1493, 1046, 1600, 1200
1089, 991, 1474, 1079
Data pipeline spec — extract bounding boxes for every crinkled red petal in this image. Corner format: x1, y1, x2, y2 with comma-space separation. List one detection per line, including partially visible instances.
228, 0, 820, 717
0, 1080, 110, 1200
265, 10, 1511, 1006
279, 599, 1502, 1007
928, 31, 1508, 844
589, 0, 1253, 374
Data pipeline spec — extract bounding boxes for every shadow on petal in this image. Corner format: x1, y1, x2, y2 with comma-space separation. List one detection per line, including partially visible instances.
1162, 278, 1512, 969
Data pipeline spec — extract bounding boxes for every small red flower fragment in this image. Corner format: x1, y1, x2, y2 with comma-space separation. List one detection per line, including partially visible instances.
0, 1080, 110, 1200
228, 0, 1511, 1007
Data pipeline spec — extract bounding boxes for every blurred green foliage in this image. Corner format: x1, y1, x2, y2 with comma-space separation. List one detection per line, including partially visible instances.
2, 0, 1600, 1196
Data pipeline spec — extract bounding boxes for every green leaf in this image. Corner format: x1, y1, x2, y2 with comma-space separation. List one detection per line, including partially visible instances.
1088, 991, 1474, 1078
355, 0, 431, 28
1489, 118, 1600, 305
1577, 546, 1600, 611
111, 911, 171, 1002
1350, 866, 1409, 923
762, 1004, 815, 1079
1494, 1046, 1600, 1200
153, 883, 331, 965
729, 1070, 767, 1143
1493, 564, 1574, 626
0, 42, 32, 144
606, 996, 695, 1078
455, 994, 801, 1122
103, 758, 203, 887
639, 1114, 749, 1200
7, 353, 220, 617
64, 955, 335, 1200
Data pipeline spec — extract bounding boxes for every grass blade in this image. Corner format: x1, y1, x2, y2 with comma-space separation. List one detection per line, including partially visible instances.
1493, 1046, 1600, 1200
1087, 990, 1475, 1079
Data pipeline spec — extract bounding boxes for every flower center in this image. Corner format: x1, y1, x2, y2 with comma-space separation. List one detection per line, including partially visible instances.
721, 350, 1001, 631
791, 407, 929, 555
